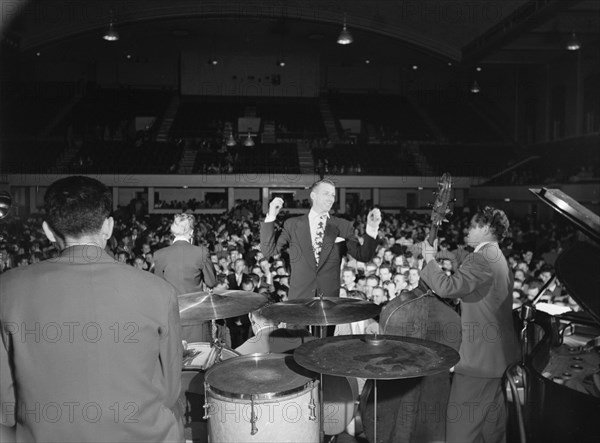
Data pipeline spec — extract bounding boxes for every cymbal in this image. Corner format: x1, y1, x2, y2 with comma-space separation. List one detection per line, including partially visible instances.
294, 334, 459, 380
260, 297, 381, 326
178, 290, 268, 322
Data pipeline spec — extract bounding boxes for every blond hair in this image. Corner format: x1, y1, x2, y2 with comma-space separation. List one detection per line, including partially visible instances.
170, 213, 195, 237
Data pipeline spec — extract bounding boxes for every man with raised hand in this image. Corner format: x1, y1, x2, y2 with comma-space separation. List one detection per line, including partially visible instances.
260, 179, 381, 300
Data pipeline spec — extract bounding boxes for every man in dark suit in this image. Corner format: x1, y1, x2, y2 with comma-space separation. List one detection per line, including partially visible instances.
420, 206, 519, 443
154, 213, 216, 343
260, 179, 381, 300
226, 258, 248, 290
0, 176, 183, 442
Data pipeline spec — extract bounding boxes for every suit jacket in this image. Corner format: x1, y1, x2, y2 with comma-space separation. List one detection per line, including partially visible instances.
420, 243, 519, 378
153, 240, 216, 294
154, 240, 216, 343
0, 245, 183, 442
260, 215, 378, 299
226, 272, 248, 291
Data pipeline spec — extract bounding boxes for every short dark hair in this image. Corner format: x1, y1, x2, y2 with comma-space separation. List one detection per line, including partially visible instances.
472, 206, 510, 241
309, 178, 336, 193
342, 266, 356, 275
379, 264, 392, 274
44, 176, 112, 240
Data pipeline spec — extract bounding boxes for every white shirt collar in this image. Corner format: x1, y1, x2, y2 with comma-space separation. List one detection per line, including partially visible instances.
309, 209, 330, 220
474, 241, 498, 253
173, 236, 192, 244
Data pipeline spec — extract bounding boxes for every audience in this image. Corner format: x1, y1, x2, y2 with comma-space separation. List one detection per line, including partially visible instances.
0, 202, 582, 320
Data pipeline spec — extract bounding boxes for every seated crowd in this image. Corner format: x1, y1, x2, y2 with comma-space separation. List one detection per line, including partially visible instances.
0, 201, 581, 332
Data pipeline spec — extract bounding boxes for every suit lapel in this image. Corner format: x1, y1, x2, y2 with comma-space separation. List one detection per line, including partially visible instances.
297, 215, 316, 268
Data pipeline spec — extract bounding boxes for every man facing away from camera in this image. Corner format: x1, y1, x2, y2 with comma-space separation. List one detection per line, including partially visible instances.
0, 176, 183, 443
421, 206, 519, 443
153, 213, 216, 343
260, 179, 381, 299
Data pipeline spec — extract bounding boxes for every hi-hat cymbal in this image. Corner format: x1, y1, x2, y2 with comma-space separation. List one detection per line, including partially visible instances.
178, 290, 268, 322
260, 297, 381, 326
294, 334, 459, 380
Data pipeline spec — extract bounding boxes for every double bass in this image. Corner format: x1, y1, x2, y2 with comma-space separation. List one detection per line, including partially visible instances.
360, 174, 461, 442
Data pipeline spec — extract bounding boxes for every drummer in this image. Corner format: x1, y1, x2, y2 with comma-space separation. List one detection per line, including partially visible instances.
235, 294, 316, 355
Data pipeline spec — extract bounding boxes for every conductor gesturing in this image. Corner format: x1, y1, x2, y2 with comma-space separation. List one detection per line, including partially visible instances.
260, 179, 381, 300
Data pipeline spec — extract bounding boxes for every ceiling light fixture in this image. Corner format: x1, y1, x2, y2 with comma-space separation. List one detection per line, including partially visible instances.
337, 13, 353, 45
277, 59, 286, 67
225, 134, 237, 147
103, 21, 119, 42
470, 80, 480, 94
243, 132, 255, 147
566, 32, 581, 51
208, 59, 218, 65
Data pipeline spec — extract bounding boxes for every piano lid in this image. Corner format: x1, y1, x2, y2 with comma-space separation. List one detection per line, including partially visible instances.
530, 188, 600, 325
530, 188, 600, 244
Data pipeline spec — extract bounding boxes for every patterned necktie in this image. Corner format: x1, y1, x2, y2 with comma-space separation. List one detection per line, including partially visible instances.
313, 214, 326, 265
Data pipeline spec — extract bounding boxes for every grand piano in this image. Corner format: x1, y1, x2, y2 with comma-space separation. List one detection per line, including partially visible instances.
512, 188, 600, 442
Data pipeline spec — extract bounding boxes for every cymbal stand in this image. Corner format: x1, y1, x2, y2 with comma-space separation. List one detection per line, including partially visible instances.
208, 318, 225, 369
317, 325, 326, 443
505, 304, 534, 443
373, 379, 378, 443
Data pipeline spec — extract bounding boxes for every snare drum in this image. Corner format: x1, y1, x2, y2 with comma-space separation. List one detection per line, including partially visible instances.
204, 353, 320, 443
183, 342, 239, 370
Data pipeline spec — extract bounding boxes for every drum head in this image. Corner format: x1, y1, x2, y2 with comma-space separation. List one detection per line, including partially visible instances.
205, 353, 316, 400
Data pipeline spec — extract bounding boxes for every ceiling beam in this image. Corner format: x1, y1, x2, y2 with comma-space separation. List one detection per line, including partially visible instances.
462, 0, 585, 64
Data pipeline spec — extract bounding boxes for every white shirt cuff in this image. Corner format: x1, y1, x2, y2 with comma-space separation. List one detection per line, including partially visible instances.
264, 215, 276, 223
366, 224, 379, 239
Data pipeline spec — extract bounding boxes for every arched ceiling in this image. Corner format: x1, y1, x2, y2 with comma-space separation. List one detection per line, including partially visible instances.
2, 0, 598, 67
4, 0, 533, 61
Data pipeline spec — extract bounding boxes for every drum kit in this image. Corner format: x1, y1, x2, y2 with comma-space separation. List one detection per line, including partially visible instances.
178, 290, 459, 443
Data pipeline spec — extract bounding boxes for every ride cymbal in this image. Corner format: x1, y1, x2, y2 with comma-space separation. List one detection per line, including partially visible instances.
294, 334, 459, 379
261, 297, 381, 326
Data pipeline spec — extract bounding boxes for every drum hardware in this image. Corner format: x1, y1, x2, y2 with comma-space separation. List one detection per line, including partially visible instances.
505, 304, 536, 443
202, 382, 210, 420
182, 341, 239, 370
308, 381, 318, 421
250, 395, 258, 435
263, 295, 381, 441
294, 334, 459, 443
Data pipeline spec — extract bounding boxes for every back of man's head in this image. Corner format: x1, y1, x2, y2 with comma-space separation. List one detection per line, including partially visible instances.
171, 213, 195, 237
44, 176, 111, 240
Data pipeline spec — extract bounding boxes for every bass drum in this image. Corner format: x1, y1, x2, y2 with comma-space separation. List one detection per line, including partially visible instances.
360, 292, 461, 443
322, 374, 359, 436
